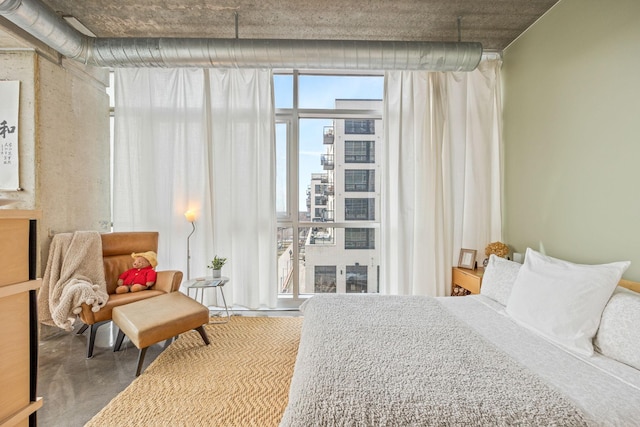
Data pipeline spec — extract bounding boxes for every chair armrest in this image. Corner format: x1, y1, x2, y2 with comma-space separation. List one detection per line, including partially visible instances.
78, 270, 183, 325
79, 303, 97, 324
154, 270, 184, 293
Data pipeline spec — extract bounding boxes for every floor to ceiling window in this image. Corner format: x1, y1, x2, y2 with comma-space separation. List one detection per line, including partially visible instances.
110, 69, 385, 302
275, 71, 383, 300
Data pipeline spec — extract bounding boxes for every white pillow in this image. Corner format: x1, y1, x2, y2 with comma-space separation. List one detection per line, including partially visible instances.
506, 248, 630, 356
480, 254, 521, 306
594, 287, 640, 370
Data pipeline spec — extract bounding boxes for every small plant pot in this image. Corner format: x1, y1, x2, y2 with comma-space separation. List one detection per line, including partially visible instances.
211, 269, 221, 278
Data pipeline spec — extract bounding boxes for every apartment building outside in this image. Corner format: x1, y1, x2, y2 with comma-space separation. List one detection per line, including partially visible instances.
303, 99, 382, 294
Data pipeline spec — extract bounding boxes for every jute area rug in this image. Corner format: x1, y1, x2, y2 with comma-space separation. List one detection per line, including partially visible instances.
85, 316, 303, 427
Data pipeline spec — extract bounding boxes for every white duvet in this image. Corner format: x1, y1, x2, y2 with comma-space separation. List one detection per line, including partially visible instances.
280, 294, 640, 426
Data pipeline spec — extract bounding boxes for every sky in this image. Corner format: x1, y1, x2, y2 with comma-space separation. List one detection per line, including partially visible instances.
273, 74, 383, 213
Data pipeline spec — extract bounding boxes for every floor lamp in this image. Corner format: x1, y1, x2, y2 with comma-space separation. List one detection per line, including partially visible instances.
185, 210, 196, 280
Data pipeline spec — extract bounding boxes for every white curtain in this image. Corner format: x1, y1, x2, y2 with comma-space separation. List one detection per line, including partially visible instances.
382, 59, 502, 296
113, 68, 277, 309
206, 70, 277, 308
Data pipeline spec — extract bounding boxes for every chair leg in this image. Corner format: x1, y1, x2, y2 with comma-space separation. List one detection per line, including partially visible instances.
135, 347, 148, 377
163, 336, 176, 349
113, 329, 126, 352
76, 323, 89, 335
86, 321, 108, 359
195, 325, 210, 346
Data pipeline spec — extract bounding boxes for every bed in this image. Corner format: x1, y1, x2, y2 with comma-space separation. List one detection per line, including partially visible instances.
280, 249, 640, 426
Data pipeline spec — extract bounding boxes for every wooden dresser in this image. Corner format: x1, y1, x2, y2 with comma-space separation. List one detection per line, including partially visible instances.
0, 210, 43, 427
451, 267, 484, 295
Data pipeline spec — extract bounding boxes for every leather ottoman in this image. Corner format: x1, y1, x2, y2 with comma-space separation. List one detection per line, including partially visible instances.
112, 292, 210, 376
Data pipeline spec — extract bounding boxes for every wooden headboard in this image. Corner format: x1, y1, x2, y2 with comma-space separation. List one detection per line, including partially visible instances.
619, 279, 640, 293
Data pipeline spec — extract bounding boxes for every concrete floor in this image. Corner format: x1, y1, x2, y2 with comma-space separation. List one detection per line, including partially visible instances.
36, 308, 301, 427
37, 321, 166, 427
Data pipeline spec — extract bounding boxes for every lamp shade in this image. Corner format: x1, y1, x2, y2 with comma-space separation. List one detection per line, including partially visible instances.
184, 210, 196, 222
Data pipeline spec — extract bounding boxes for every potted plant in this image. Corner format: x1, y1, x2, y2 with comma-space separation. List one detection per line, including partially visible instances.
207, 255, 227, 278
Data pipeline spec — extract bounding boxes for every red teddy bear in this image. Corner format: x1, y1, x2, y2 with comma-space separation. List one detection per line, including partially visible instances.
115, 251, 158, 294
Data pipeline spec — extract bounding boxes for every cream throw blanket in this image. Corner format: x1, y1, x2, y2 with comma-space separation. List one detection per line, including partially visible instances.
39, 231, 109, 331
281, 294, 588, 426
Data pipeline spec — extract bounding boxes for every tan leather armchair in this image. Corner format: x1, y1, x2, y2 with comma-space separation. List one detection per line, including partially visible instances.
77, 231, 183, 358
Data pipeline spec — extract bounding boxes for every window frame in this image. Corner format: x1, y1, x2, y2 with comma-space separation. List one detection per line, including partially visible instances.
345, 140, 375, 163
314, 265, 337, 293
275, 69, 383, 303
345, 169, 375, 192
345, 228, 375, 250
345, 119, 376, 134
345, 198, 376, 221
346, 265, 368, 293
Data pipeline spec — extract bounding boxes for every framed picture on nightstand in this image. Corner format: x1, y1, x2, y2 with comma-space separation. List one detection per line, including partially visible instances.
458, 249, 477, 269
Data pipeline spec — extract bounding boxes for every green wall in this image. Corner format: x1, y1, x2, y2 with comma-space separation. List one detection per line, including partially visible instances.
502, 0, 640, 278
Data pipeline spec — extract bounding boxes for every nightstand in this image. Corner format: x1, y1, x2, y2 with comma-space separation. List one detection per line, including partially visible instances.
451, 267, 484, 296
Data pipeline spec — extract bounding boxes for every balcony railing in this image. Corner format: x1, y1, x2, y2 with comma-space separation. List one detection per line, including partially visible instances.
324, 185, 334, 196
323, 126, 334, 144
321, 154, 334, 170
322, 209, 335, 222
308, 227, 334, 245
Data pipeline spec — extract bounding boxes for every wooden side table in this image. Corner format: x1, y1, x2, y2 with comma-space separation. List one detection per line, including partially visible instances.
451, 267, 484, 296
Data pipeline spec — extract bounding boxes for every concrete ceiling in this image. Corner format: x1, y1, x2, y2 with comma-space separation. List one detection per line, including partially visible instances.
1, 0, 560, 52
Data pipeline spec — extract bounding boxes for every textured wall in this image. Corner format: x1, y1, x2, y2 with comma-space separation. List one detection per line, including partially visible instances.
502, 0, 640, 278
0, 51, 111, 274
36, 58, 111, 236
0, 51, 37, 207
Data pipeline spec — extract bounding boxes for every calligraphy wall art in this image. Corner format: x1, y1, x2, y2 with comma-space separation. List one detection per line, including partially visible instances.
0, 80, 20, 190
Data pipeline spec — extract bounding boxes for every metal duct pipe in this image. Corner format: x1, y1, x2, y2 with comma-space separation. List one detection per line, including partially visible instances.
0, 0, 88, 59
89, 38, 482, 70
0, 0, 483, 71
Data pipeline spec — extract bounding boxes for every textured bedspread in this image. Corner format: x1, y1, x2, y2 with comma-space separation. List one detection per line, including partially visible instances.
280, 294, 588, 427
